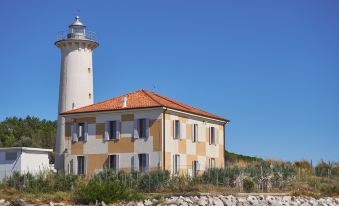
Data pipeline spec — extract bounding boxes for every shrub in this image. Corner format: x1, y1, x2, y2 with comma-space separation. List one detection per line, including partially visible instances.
4, 171, 78, 193
73, 180, 142, 204
137, 170, 170, 192
243, 177, 255, 193
319, 183, 339, 196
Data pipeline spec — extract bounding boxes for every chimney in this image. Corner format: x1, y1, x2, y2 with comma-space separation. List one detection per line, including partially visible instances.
122, 96, 127, 108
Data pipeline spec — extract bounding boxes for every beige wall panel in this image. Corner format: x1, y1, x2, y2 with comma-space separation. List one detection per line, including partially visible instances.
75, 117, 96, 124
71, 141, 83, 155
196, 142, 206, 156
87, 154, 108, 176
187, 154, 196, 167
178, 139, 186, 154
186, 124, 192, 140
219, 129, 224, 145
96, 123, 104, 139
108, 138, 134, 153
165, 152, 172, 171
65, 122, 71, 141
186, 140, 196, 155
179, 116, 188, 123
122, 114, 134, 121
165, 113, 171, 120
150, 119, 162, 151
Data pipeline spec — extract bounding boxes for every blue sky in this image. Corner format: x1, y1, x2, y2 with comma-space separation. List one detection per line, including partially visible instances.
0, 0, 338, 162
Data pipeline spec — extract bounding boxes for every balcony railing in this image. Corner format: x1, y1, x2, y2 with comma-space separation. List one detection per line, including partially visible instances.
56, 30, 97, 42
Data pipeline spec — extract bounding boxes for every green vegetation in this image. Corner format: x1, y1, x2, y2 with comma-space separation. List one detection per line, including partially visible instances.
0, 116, 56, 163
0, 116, 338, 203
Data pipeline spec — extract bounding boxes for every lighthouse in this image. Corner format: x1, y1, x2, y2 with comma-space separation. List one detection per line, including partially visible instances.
54, 16, 99, 171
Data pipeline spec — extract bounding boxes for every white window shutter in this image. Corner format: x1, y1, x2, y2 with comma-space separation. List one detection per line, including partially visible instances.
196, 124, 199, 142
116, 154, 120, 172
73, 156, 78, 175
84, 123, 88, 142
172, 154, 175, 173
116, 121, 121, 140
133, 154, 139, 171
214, 127, 217, 145
133, 119, 139, 139
146, 153, 150, 171
179, 122, 184, 139
209, 127, 212, 145
177, 155, 180, 173
104, 121, 110, 141
145, 119, 150, 138
71, 123, 78, 142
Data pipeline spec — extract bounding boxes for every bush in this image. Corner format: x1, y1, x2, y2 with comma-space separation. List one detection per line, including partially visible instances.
4, 171, 78, 193
73, 180, 142, 204
319, 184, 339, 196
137, 170, 170, 192
243, 177, 255, 193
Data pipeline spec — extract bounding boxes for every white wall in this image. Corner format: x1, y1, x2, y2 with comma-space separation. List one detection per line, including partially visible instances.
0, 149, 50, 180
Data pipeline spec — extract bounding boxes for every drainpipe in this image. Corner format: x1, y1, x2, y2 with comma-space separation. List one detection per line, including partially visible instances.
162, 108, 167, 170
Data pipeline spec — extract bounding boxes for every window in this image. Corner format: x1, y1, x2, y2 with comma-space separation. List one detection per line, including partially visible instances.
209, 158, 216, 169
109, 121, 118, 140
193, 124, 198, 142
77, 156, 85, 175
192, 160, 199, 177
88, 68, 91, 73
138, 153, 148, 172
78, 123, 85, 141
89, 93, 92, 99
109, 155, 119, 172
173, 154, 180, 174
209, 127, 216, 145
174, 120, 181, 139
5, 152, 17, 161
138, 119, 147, 138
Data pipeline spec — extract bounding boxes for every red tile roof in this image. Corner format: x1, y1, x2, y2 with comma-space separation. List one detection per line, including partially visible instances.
61, 90, 228, 122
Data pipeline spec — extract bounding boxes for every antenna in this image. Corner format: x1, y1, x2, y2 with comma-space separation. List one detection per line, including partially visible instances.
152, 82, 156, 91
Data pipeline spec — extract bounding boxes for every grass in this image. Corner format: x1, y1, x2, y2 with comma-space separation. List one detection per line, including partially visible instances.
0, 161, 338, 204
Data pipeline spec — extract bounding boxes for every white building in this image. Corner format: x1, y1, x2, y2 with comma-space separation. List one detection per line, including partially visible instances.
0, 147, 53, 180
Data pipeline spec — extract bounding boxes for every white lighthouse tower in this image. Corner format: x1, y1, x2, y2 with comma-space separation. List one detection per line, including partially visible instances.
55, 16, 99, 171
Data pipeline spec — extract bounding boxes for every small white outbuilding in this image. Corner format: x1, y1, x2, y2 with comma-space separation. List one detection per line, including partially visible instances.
0, 147, 53, 180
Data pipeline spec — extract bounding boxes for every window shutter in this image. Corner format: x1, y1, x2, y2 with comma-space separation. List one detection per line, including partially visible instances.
73, 156, 78, 175
146, 153, 150, 171
208, 127, 211, 144
214, 127, 217, 145
177, 155, 180, 174
191, 124, 195, 141
173, 155, 175, 173
71, 123, 78, 142
196, 125, 199, 142
104, 121, 110, 141
179, 122, 184, 139
116, 154, 120, 172
133, 120, 139, 139
145, 119, 150, 138
173, 120, 176, 139
84, 123, 88, 142
133, 154, 139, 171
116, 121, 121, 140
